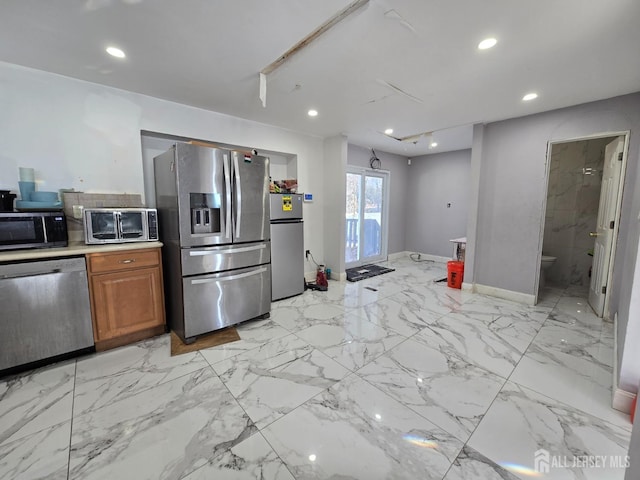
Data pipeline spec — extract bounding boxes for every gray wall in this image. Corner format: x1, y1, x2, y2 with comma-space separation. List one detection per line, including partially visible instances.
347, 144, 409, 255
323, 135, 348, 276
405, 150, 471, 257
469, 92, 640, 392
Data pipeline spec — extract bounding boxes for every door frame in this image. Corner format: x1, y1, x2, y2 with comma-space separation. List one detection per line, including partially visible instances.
535, 131, 630, 319
345, 166, 391, 268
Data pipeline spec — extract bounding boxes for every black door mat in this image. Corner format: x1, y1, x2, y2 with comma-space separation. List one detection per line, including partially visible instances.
346, 264, 395, 282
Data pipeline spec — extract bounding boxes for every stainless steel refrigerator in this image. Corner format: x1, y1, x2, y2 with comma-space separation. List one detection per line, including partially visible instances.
154, 143, 271, 343
270, 193, 304, 301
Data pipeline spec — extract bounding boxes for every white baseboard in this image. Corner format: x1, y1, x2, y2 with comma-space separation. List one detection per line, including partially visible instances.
473, 283, 536, 306
613, 387, 636, 414
461, 282, 473, 292
410, 252, 451, 264
610, 313, 636, 414
387, 251, 408, 261
613, 312, 619, 409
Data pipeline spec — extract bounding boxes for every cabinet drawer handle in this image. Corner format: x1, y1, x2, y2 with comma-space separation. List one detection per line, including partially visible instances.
120, 259, 136, 264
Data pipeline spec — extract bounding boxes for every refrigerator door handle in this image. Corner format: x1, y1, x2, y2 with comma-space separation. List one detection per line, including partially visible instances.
190, 267, 267, 285
188, 244, 267, 256
233, 154, 242, 239
223, 153, 232, 239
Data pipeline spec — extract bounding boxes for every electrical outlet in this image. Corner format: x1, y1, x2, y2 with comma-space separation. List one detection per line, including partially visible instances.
305, 250, 311, 260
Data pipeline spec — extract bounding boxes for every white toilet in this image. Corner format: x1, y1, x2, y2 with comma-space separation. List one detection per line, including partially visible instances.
539, 255, 557, 288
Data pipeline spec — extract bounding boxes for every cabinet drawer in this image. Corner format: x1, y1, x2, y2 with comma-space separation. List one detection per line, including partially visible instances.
87, 248, 160, 274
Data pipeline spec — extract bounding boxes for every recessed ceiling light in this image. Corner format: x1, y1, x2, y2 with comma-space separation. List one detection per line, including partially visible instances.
522, 92, 538, 101
478, 38, 497, 50
307, 109, 318, 117
106, 46, 126, 58
430, 142, 438, 148
384, 128, 393, 135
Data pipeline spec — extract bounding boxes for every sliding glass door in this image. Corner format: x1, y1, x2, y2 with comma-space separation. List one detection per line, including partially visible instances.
345, 167, 389, 267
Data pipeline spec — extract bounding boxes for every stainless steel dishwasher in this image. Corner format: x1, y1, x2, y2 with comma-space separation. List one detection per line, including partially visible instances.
0, 257, 94, 372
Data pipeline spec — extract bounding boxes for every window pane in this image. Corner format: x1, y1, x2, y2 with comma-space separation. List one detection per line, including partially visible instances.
345, 173, 361, 263
363, 176, 382, 258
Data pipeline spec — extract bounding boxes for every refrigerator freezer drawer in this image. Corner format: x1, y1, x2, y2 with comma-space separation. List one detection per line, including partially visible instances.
270, 221, 304, 301
180, 241, 271, 276
182, 264, 271, 338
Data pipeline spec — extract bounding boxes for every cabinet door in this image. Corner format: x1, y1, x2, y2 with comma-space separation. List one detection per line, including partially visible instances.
91, 266, 164, 341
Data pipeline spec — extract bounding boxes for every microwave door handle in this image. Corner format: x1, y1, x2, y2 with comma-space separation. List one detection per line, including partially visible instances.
41, 216, 48, 243
116, 212, 123, 239
234, 154, 241, 239
223, 153, 232, 239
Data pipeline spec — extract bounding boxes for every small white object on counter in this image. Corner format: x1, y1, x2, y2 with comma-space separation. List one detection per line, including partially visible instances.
449, 236, 467, 261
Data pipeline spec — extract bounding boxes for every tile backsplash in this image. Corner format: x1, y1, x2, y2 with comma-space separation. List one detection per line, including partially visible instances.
62, 193, 143, 242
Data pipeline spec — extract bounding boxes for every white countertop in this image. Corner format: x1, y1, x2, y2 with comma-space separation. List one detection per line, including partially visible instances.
0, 241, 164, 263
449, 237, 467, 244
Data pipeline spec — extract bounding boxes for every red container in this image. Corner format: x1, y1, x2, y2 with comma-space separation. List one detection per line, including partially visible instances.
447, 261, 464, 289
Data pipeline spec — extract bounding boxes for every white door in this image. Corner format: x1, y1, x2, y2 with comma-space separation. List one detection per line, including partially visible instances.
345, 167, 389, 267
589, 137, 625, 316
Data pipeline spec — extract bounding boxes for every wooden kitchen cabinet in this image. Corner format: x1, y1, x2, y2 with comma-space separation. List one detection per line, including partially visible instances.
86, 247, 166, 351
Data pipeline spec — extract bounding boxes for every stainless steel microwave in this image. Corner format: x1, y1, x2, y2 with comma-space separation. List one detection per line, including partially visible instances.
0, 211, 68, 251
83, 208, 158, 245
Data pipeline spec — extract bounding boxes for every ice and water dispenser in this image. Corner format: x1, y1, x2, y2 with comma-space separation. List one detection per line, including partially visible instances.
189, 193, 221, 234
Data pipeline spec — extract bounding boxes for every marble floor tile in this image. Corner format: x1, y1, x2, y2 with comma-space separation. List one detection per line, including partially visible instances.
353, 296, 444, 337
356, 338, 505, 442
0, 258, 631, 480
509, 342, 630, 430
74, 334, 209, 415
198, 319, 290, 365
532, 320, 613, 367
455, 295, 551, 323
69, 368, 256, 480
262, 374, 464, 480
345, 269, 408, 292
553, 296, 601, 320
294, 313, 406, 371
547, 307, 604, 332
600, 321, 615, 344
563, 285, 591, 297
468, 381, 631, 480
321, 282, 382, 309
270, 302, 349, 333
442, 445, 521, 480
391, 285, 457, 320
211, 334, 349, 429
414, 312, 530, 378
181, 432, 294, 480
271, 290, 326, 309
0, 420, 70, 480
0, 361, 75, 445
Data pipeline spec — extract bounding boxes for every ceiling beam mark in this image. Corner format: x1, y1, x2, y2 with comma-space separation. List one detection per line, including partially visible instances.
376, 79, 423, 104
260, 0, 370, 76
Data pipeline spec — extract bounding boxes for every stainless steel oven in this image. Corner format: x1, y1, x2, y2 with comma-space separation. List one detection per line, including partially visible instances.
83, 208, 158, 244
0, 211, 68, 251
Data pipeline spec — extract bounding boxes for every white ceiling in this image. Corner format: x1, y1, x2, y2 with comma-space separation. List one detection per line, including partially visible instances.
1, 0, 639, 156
